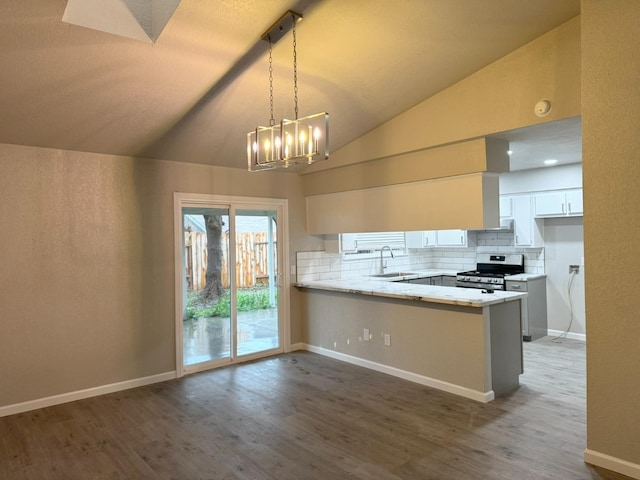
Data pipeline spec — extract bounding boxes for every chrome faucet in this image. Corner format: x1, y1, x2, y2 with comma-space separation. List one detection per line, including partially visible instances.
380, 246, 394, 274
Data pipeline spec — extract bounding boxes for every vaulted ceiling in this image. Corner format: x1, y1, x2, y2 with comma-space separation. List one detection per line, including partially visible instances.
1, 1, 580, 170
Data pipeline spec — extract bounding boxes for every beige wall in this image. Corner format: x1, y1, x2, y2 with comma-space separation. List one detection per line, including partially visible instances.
302, 16, 581, 193
303, 138, 509, 196
582, 0, 640, 469
0, 143, 315, 407
306, 173, 500, 234
301, 290, 493, 395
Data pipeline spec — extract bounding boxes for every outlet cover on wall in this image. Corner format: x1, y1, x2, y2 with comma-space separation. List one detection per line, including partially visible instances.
384, 334, 391, 347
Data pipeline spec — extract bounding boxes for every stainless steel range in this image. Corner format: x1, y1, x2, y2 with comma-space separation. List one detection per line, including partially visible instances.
456, 254, 524, 290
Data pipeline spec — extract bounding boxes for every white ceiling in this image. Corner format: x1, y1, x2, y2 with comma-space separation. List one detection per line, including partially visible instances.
492, 116, 582, 171
0, 0, 581, 170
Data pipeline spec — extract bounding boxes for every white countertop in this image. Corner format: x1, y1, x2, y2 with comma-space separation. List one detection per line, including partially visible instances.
296, 276, 527, 308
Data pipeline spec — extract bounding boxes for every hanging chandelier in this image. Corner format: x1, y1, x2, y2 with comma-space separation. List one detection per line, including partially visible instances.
247, 11, 329, 172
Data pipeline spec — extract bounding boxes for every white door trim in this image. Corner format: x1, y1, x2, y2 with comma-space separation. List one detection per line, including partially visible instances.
173, 192, 290, 378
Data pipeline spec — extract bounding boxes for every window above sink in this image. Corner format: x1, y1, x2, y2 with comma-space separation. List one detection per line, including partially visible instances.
324, 232, 408, 258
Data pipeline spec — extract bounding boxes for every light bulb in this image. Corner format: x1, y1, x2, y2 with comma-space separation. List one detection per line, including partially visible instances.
299, 130, 306, 154
274, 136, 281, 160
313, 127, 320, 153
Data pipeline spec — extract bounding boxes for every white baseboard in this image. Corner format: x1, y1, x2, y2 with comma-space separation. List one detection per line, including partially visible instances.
298, 343, 494, 403
0, 371, 177, 418
288, 342, 307, 352
547, 329, 586, 341
585, 449, 640, 479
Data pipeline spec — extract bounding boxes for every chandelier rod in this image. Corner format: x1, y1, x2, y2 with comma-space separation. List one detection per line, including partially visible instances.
292, 12, 299, 121
268, 38, 275, 126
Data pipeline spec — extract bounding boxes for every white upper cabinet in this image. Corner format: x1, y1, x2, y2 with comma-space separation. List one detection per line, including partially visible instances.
323, 233, 358, 253
436, 229, 468, 247
534, 192, 565, 216
534, 189, 583, 217
406, 229, 468, 248
405, 230, 437, 248
499, 196, 513, 218
512, 195, 544, 247
565, 189, 583, 215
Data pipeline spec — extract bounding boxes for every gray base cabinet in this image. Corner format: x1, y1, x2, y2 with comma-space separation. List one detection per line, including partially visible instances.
405, 275, 456, 287
506, 277, 548, 341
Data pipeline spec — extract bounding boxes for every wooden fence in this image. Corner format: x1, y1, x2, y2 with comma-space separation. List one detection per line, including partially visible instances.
184, 231, 277, 291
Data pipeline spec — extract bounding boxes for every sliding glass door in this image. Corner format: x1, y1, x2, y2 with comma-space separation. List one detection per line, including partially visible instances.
235, 209, 279, 356
182, 206, 232, 367
175, 194, 286, 375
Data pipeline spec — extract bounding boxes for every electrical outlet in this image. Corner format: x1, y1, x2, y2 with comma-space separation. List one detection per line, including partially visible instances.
569, 265, 580, 274
384, 334, 391, 347
363, 328, 370, 341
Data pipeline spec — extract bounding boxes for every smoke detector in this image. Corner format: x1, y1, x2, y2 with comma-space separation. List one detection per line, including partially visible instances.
534, 99, 552, 117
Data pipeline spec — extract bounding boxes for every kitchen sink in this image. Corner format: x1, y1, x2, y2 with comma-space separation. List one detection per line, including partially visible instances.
369, 272, 417, 278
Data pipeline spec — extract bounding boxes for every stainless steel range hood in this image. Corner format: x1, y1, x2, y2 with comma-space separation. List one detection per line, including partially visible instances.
468, 218, 514, 233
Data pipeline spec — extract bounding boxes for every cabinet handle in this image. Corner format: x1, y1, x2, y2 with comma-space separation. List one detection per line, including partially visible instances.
511, 284, 522, 289
562, 203, 565, 213
568, 202, 572, 214
460, 236, 463, 244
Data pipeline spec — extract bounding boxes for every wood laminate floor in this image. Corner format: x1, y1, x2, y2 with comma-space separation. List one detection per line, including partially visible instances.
0, 337, 632, 480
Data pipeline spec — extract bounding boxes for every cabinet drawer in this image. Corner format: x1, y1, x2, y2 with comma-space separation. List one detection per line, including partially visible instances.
506, 281, 527, 292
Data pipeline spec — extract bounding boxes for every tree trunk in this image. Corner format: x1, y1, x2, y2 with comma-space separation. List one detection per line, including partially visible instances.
202, 214, 225, 302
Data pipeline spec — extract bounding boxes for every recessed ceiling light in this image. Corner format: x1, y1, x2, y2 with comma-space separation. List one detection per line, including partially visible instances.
507, 150, 513, 155
544, 159, 558, 166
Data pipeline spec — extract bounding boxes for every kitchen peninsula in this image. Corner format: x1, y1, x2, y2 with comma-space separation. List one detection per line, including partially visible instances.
296, 277, 527, 402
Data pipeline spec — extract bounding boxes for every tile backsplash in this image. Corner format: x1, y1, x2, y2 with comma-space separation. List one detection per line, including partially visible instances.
296, 231, 545, 282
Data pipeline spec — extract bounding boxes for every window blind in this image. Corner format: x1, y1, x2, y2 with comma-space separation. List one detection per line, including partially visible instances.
354, 232, 406, 251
